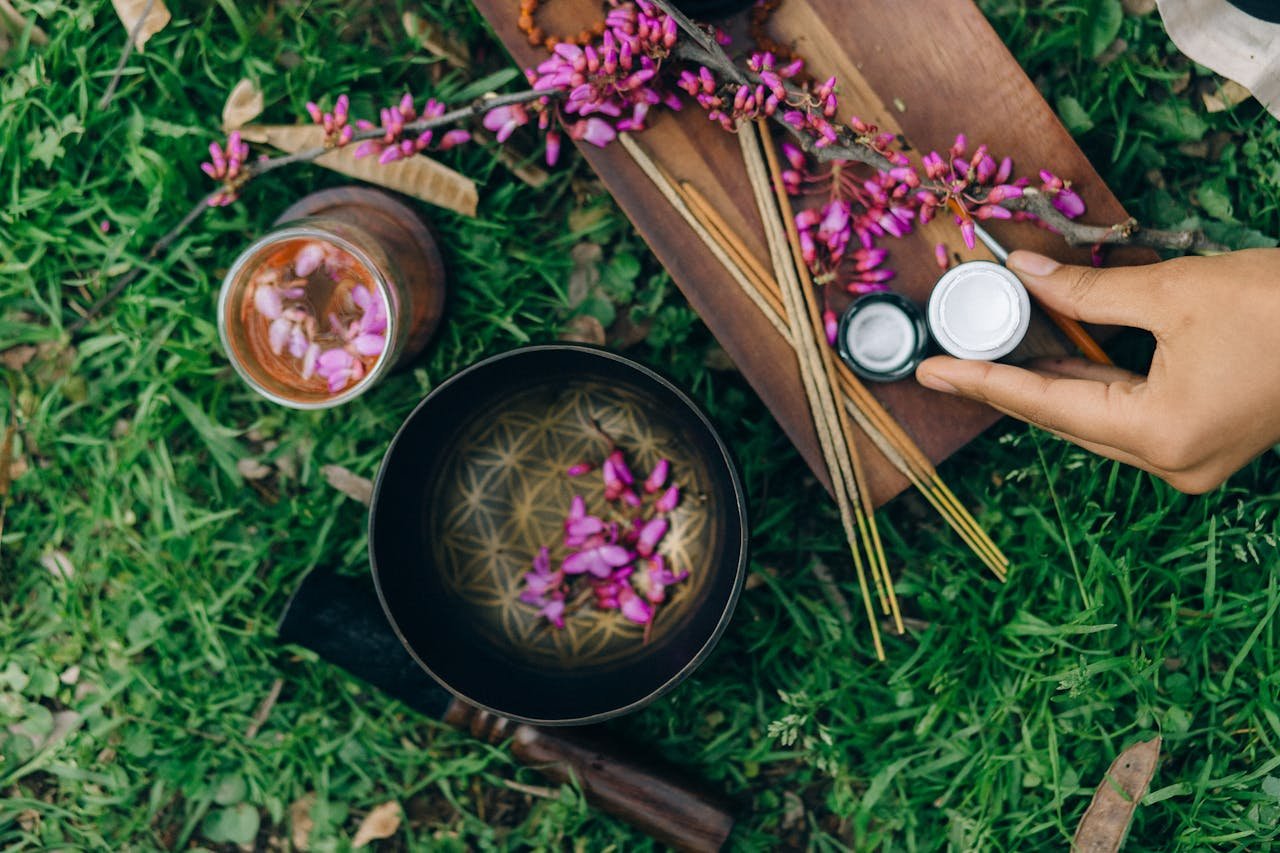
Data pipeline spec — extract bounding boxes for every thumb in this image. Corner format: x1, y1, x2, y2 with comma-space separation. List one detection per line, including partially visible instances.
1007, 251, 1158, 330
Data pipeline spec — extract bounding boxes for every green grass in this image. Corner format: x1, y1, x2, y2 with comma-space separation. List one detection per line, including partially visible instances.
2, 0, 1279, 849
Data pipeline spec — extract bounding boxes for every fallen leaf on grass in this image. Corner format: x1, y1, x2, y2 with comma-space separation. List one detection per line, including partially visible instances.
289, 794, 316, 851
567, 241, 603, 307
781, 791, 805, 830
0, 344, 37, 371
40, 550, 75, 581
236, 458, 273, 481
222, 78, 264, 131
238, 124, 478, 217
702, 345, 736, 372
559, 315, 606, 346
1203, 80, 1252, 114
402, 11, 469, 68
110, 0, 170, 51
1120, 0, 1156, 14
322, 464, 373, 505
0, 0, 48, 47
352, 801, 402, 848
1072, 736, 1161, 853
8, 709, 83, 752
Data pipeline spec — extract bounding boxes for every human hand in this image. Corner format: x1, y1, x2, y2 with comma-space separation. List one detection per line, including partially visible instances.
915, 248, 1280, 493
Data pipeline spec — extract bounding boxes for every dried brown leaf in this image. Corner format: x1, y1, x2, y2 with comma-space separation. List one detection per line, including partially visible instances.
236, 458, 273, 481
781, 791, 805, 830
1120, 0, 1156, 15
0, 0, 48, 46
567, 242, 602, 307
238, 124, 478, 217
608, 310, 652, 350
321, 464, 373, 505
1072, 736, 1161, 853
1203, 79, 1252, 113
490, 140, 550, 188
110, 0, 170, 51
402, 11, 469, 68
40, 550, 75, 580
559, 315, 606, 346
352, 801, 402, 848
702, 345, 736, 372
1, 344, 37, 371
222, 78, 265, 131
289, 793, 316, 852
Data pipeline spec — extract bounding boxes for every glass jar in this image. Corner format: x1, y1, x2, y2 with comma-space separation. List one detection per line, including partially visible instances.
217, 206, 444, 409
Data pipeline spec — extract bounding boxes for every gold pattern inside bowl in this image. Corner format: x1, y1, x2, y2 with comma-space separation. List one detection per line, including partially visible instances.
371, 346, 747, 725
430, 378, 716, 671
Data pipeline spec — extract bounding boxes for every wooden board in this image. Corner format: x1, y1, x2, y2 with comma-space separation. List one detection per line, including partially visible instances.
472, 0, 1156, 505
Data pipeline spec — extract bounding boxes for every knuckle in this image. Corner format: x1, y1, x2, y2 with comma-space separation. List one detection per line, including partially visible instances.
1163, 466, 1224, 495
1147, 258, 1197, 331
1066, 265, 1106, 310
1141, 430, 1205, 473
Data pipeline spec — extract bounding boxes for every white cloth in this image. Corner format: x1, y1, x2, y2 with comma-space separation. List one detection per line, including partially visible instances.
1157, 0, 1280, 119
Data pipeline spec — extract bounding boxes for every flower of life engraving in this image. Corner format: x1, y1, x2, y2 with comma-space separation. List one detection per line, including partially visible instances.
427, 377, 719, 670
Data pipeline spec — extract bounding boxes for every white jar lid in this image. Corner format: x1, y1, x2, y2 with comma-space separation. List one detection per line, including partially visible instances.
846, 302, 916, 373
927, 261, 1030, 361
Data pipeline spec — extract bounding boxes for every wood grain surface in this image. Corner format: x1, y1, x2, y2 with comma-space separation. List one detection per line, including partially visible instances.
471, 0, 1157, 505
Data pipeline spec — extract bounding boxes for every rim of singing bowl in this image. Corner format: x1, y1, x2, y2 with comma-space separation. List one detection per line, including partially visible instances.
368, 344, 748, 726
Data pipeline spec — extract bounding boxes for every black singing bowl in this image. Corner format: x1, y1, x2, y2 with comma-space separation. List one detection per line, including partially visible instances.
369, 345, 748, 725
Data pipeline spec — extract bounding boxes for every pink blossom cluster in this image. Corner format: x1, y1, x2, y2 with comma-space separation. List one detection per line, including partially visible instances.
350, 95, 472, 164
305, 94, 354, 147
516, 0, 685, 165
249, 241, 388, 394
200, 131, 250, 207
521, 449, 685, 630
913, 134, 1085, 249
676, 51, 803, 130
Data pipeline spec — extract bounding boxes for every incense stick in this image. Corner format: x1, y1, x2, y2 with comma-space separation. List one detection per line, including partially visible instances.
738, 121, 892, 657
755, 122, 903, 629
663, 157, 1009, 580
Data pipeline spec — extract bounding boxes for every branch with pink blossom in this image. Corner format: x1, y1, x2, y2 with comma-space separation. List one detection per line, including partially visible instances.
649, 0, 1227, 255
71, 88, 558, 332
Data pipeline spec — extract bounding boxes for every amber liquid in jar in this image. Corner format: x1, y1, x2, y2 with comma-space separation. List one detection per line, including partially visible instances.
237, 238, 390, 399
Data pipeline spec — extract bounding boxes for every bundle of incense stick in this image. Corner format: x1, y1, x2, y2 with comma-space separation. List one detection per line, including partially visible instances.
617, 130, 1008, 636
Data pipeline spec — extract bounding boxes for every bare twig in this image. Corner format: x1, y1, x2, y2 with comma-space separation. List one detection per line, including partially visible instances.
68, 192, 212, 333
0, 0, 48, 46
498, 779, 560, 799
244, 677, 284, 739
656, 0, 1224, 254
1005, 190, 1229, 252
98, 0, 157, 111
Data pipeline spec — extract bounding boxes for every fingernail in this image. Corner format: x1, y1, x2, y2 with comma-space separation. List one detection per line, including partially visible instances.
917, 371, 957, 394
1008, 251, 1060, 278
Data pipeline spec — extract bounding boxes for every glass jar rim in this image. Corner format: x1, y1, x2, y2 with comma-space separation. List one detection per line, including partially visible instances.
216, 222, 398, 410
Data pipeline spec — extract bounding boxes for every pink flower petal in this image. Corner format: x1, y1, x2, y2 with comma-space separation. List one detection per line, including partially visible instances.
643, 458, 669, 494
636, 517, 668, 557
267, 317, 291, 355
294, 243, 325, 277
253, 285, 282, 320
351, 333, 386, 357
619, 587, 652, 624
301, 343, 320, 380
288, 325, 309, 359
655, 484, 680, 514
